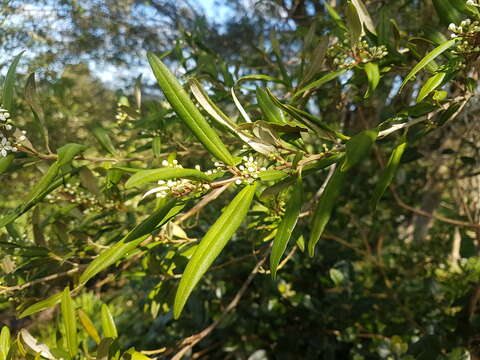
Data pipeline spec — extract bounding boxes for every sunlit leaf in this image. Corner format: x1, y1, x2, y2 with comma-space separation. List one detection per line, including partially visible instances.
147, 52, 235, 165
364, 62, 380, 98
101, 304, 118, 339
174, 184, 257, 319
61, 286, 77, 358
19, 292, 63, 318
417, 72, 446, 102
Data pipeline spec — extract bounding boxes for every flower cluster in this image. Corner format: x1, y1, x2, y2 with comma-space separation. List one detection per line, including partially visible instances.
234, 156, 266, 185
328, 39, 388, 69
0, 107, 27, 157
45, 182, 115, 214
466, 0, 480, 7
115, 100, 139, 128
449, 19, 480, 54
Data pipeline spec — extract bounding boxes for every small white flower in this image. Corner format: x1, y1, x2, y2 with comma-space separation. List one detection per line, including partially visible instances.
162, 160, 169, 166
235, 179, 242, 185
0, 136, 13, 157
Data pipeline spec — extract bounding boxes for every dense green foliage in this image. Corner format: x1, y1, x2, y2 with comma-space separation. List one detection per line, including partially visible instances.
1, 0, 480, 359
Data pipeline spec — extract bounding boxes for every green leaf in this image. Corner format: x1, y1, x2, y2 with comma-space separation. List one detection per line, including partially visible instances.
28, 143, 86, 201
364, 62, 380, 98
346, 1, 363, 43
147, 52, 235, 165
125, 168, 211, 189
329, 268, 344, 286
417, 72, 446, 102
152, 136, 162, 158
0, 154, 14, 175
293, 70, 346, 99
351, 0, 376, 35
24, 72, 50, 152
91, 126, 117, 156
2, 51, 25, 112
174, 184, 257, 319
79, 198, 178, 284
308, 167, 346, 257
0, 326, 10, 360
370, 141, 407, 210
78, 309, 101, 345
400, 39, 456, 91
433, 0, 462, 25
236, 74, 286, 85
61, 287, 77, 358
101, 304, 118, 339
19, 292, 63, 318
256, 88, 285, 125
341, 129, 378, 172
270, 175, 303, 278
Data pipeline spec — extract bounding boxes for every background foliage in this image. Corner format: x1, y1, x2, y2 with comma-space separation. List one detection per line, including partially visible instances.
1, 0, 480, 359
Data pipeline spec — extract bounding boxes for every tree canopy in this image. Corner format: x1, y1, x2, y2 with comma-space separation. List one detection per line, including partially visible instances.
1, 0, 480, 359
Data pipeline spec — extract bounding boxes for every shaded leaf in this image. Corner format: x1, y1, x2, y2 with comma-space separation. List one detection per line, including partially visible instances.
400, 39, 456, 90
341, 129, 378, 172
78, 309, 101, 345
270, 175, 303, 278
92, 126, 117, 156
308, 167, 346, 257
370, 141, 407, 210
2, 51, 25, 113
364, 62, 380, 98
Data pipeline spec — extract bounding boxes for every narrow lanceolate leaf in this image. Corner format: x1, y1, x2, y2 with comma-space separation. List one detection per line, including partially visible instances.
147, 52, 235, 165
174, 184, 257, 319
417, 72, 446, 102
341, 129, 378, 172
79, 199, 178, 284
400, 39, 456, 91
19, 292, 63, 318
351, 0, 376, 35
61, 287, 77, 358
0, 154, 14, 175
293, 69, 346, 99
346, 1, 363, 43
101, 304, 118, 339
190, 79, 276, 155
125, 167, 211, 189
231, 87, 252, 123
370, 141, 407, 210
364, 62, 380, 98
235, 74, 286, 85
92, 126, 117, 155
0, 326, 10, 360
152, 136, 162, 157
78, 309, 101, 344
308, 167, 346, 257
256, 88, 285, 124
2, 51, 24, 112
270, 175, 303, 278
25, 73, 50, 152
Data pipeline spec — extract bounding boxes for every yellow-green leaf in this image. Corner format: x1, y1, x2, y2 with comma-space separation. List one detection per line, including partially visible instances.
79, 199, 178, 284
270, 175, 303, 278
174, 184, 257, 319
78, 309, 101, 344
341, 129, 378, 172
101, 304, 118, 339
370, 141, 407, 210
0, 326, 10, 360
364, 62, 380, 98
125, 168, 211, 189
400, 39, 456, 90
91, 126, 117, 156
2, 51, 25, 112
147, 52, 235, 165
417, 72, 446, 102
293, 69, 346, 99
61, 287, 77, 358
256, 87, 285, 125
308, 167, 346, 257
19, 292, 63, 318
